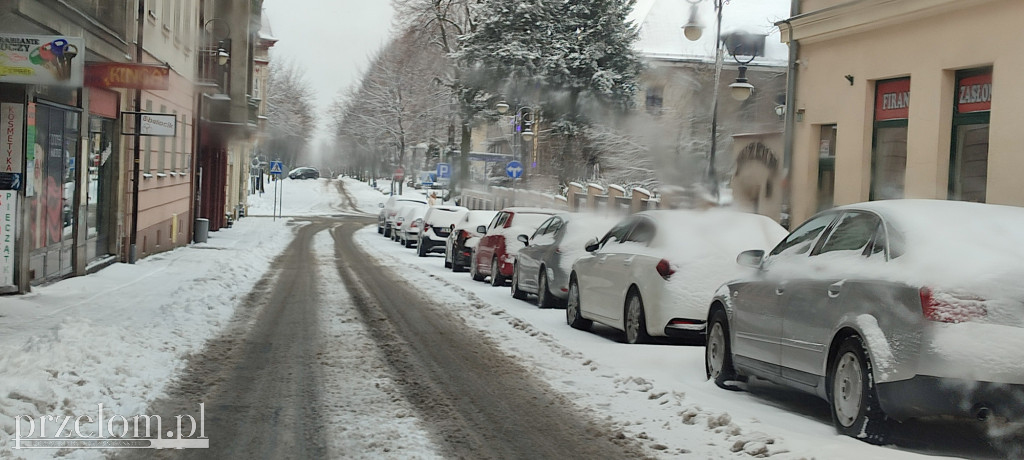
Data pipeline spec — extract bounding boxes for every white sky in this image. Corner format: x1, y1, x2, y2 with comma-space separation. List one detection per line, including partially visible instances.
261, 0, 396, 141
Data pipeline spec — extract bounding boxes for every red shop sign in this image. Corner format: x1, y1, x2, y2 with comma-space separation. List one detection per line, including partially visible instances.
957, 72, 992, 113
875, 78, 910, 121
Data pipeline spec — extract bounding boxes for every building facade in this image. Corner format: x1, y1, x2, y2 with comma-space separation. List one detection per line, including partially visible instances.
779, 0, 1024, 226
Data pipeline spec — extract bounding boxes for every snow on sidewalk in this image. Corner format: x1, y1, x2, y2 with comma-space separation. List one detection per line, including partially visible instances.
0, 218, 296, 459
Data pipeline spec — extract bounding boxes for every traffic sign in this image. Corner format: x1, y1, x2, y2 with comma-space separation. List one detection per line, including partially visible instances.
269, 160, 284, 175
394, 167, 405, 180
436, 163, 450, 179
505, 161, 523, 179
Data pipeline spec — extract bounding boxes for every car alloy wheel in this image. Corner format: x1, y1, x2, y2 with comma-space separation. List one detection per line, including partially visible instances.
705, 310, 739, 389
537, 270, 553, 308
829, 335, 890, 444
624, 290, 651, 344
511, 264, 528, 299
490, 258, 505, 286
566, 277, 592, 330
471, 254, 485, 281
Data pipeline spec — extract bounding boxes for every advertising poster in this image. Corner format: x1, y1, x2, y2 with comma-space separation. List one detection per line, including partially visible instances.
0, 34, 85, 87
0, 190, 15, 287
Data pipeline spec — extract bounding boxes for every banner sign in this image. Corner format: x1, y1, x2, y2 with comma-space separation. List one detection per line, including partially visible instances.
2, 103, 24, 178
0, 34, 85, 87
85, 62, 169, 90
0, 190, 16, 287
957, 72, 992, 114
122, 112, 177, 137
875, 78, 910, 121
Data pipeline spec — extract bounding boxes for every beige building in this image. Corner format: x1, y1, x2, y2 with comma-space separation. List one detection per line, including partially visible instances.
779, 0, 1023, 227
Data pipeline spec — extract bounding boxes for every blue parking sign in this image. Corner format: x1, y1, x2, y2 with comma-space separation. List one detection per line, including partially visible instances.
437, 163, 450, 179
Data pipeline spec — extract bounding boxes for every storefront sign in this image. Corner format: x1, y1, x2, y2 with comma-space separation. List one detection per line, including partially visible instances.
25, 103, 35, 197
875, 78, 910, 121
122, 112, 177, 137
2, 103, 24, 177
0, 191, 16, 287
957, 72, 992, 113
0, 34, 84, 87
84, 62, 169, 90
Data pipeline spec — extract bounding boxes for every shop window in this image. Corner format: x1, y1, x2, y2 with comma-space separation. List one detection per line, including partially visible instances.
949, 68, 992, 203
870, 78, 909, 201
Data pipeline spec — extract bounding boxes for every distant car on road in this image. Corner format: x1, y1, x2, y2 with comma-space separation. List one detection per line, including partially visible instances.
471, 207, 558, 287
418, 205, 469, 257
288, 167, 320, 180
445, 210, 499, 272
567, 209, 787, 344
705, 200, 1024, 444
512, 212, 620, 307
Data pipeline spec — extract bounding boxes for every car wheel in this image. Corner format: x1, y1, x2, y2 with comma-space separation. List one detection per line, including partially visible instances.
418, 239, 427, 257
444, 252, 452, 268
470, 254, 485, 281
404, 235, 413, 248
536, 269, 554, 308
705, 309, 740, 389
378, 224, 383, 234
624, 289, 652, 344
829, 335, 890, 444
566, 276, 592, 331
490, 258, 505, 286
383, 227, 391, 238
511, 263, 528, 299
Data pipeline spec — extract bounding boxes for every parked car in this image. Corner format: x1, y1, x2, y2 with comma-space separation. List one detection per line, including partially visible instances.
470, 207, 558, 286
704, 200, 1024, 444
512, 212, 620, 307
446, 210, 499, 272
397, 203, 430, 248
378, 194, 427, 237
288, 167, 320, 179
566, 209, 787, 344
418, 205, 469, 257
391, 202, 427, 243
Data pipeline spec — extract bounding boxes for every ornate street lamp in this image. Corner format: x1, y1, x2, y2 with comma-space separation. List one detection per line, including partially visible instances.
684, 0, 757, 200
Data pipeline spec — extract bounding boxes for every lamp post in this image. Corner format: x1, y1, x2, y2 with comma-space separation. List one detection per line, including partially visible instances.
495, 101, 535, 168
683, 0, 755, 201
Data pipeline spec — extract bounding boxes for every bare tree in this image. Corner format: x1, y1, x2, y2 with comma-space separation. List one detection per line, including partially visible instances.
265, 58, 316, 168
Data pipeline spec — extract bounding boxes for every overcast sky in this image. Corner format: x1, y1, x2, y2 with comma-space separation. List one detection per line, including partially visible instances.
262, 0, 396, 141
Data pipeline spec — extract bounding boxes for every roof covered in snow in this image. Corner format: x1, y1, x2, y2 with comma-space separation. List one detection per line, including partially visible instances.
628, 0, 791, 65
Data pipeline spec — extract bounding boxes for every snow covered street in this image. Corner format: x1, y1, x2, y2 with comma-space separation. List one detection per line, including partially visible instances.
0, 177, 1015, 459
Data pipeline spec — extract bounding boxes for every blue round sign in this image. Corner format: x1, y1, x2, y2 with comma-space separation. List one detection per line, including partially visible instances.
505, 161, 524, 179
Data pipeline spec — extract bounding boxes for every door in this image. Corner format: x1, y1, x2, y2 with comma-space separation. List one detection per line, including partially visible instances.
780, 211, 881, 386
477, 211, 508, 274
732, 212, 838, 374
578, 218, 634, 323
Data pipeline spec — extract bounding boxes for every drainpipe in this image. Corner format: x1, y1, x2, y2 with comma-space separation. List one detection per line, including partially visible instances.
129, 0, 145, 263
781, 0, 800, 229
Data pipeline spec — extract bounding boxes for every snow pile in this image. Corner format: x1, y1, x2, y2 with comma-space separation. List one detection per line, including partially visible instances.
553, 212, 622, 274
247, 178, 353, 216
0, 219, 295, 459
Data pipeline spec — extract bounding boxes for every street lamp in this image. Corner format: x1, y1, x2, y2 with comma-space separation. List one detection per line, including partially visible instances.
494, 101, 535, 164
683, 0, 757, 201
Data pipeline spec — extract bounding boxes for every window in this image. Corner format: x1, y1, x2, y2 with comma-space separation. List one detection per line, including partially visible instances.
599, 219, 634, 248
490, 212, 509, 230
949, 68, 992, 203
723, 32, 766, 57
645, 86, 663, 115
769, 212, 837, 259
871, 78, 910, 201
547, 217, 564, 235
531, 218, 553, 239
157, 105, 167, 173
817, 212, 880, 256
817, 125, 837, 212
623, 218, 656, 244
143, 100, 152, 173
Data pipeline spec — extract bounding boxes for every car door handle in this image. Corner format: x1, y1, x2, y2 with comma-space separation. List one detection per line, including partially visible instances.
623, 256, 635, 266
597, 256, 608, 264
828, 282, 843, 298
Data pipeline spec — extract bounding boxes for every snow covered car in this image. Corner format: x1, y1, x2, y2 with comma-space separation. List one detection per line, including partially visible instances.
379, 194, 427, 237
417, 205, 469, 257
705, 200, 1024, 444
512, 212, 620, 307
397, 203, 430, 248
445, 210, 499, 272
470, 207, 559, 287
567, 209, 787, 344
391, 202, 428, 243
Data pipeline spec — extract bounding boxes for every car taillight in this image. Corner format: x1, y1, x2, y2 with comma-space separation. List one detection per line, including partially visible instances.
919, 287, 987, 323
656, 259, 675, 280
423, 223, 430, 232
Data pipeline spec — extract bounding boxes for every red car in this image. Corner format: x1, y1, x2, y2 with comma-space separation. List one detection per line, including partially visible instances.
471, 207, 558, 287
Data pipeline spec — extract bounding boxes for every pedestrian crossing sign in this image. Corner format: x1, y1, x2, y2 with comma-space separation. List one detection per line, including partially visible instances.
270, 160, 284, 175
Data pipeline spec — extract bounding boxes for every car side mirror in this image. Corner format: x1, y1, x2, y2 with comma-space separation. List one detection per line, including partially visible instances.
517, 234, 529, 246
378, 203, 384, 208
584, 237, 600, 253
477, 225, 487, 234
736, 249, 765, 269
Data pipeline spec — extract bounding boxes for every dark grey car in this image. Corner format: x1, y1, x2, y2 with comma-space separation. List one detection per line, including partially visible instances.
511, 213, 619, 307
705, 199, 1024, 444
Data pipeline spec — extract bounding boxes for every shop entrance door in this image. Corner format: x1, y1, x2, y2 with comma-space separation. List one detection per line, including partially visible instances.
28, 103, 79, 283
